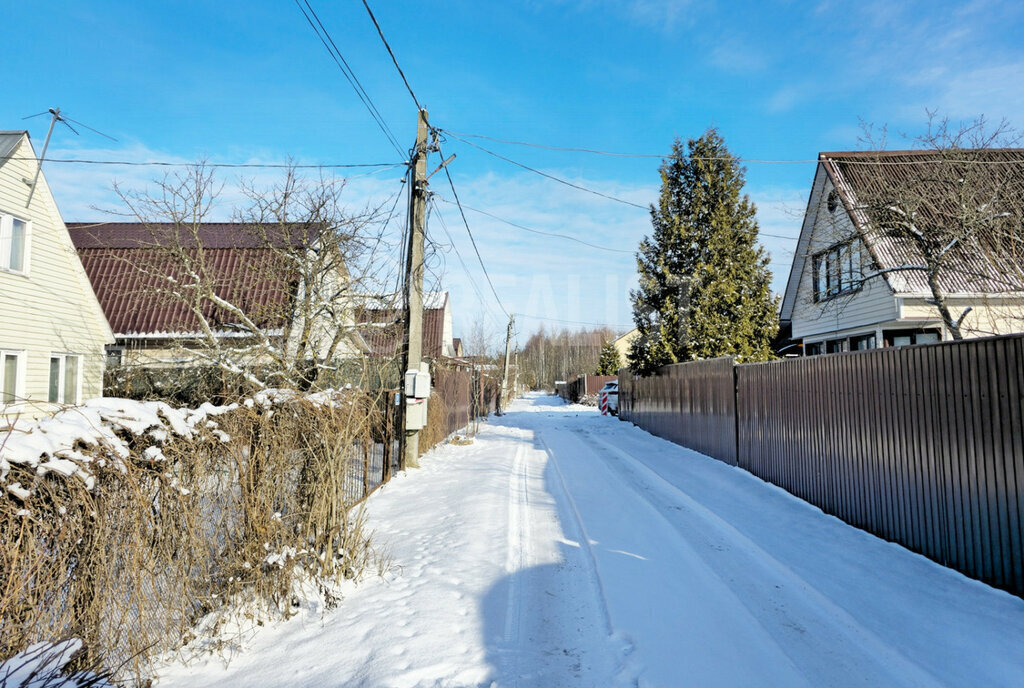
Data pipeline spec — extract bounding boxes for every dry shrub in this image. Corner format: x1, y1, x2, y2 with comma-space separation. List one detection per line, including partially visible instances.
0, 390, 390, 684
418, 391, 450, 455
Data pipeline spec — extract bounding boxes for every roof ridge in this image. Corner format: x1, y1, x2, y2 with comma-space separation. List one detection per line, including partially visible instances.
820, 148, 1024, 159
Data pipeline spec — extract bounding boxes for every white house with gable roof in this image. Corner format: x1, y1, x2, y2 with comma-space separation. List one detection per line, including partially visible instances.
0, 131, 114, 420
780, 149, 1024, 355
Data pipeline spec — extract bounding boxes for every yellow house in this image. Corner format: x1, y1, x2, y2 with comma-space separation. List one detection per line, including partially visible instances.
0, 131, 114, 420
612, 328, 639, 364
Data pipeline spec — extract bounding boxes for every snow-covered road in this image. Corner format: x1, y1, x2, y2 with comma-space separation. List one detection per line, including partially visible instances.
157, 393, 1024, 687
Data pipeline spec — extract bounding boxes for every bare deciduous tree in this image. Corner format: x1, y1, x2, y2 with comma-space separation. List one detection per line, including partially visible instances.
857, 116, 1024, 339
805, 115, 1024, 341
107, 165, 396, 391
518, 326, 619, 389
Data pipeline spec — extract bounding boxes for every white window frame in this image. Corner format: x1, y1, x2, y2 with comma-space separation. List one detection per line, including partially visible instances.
1, 349, 25, 407
0, 213, 31, 275
812, 237, 866, 302
48, 353, 83, 405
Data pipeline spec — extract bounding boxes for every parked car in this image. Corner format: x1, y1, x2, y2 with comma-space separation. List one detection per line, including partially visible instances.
599, 381, 618, 416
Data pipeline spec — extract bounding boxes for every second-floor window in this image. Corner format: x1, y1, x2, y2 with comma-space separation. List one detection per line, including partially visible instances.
812, 238, 867, 301
0, 214, 29, 273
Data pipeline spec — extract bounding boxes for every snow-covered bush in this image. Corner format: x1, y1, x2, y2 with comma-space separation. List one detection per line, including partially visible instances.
0, 390, 387, 684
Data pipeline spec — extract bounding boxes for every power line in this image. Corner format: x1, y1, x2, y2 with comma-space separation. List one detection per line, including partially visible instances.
433, 197, 635, 254
437, 195, 798, 246
4, 156, 405, 170
360, 0, 422, 111
442, 128, 817, 163
438, 155, 510, 317
294, 0, 405, 157
442, 130, 664, 158
442, 130, 648, 210
440, 129, 1024, 166
430, 198, 501, 324
361, 180, 410, 289
515, 312, 626, 328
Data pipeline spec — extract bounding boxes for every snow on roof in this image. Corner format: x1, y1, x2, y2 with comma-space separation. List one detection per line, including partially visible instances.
353, 292, 451, 358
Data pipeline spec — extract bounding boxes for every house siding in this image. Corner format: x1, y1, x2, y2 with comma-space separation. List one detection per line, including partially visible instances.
784, 152, 1024, 352
790, 176, 898, 342
900, 296, 1024, 338
0, 136, 113, 418
613, 328, 639, 362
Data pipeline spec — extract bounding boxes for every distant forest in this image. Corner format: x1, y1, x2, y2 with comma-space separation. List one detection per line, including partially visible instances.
519, 327, 620, 390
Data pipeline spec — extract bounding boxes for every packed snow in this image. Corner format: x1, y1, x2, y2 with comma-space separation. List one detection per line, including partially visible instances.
154, 393, 1024, 687
0, 639, 114, 688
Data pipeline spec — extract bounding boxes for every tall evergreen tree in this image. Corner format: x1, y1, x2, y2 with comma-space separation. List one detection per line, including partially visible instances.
594, 340, 622, 375
629, 129, 778, 374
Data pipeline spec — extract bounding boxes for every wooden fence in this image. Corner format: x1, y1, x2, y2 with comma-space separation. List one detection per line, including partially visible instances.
619, 334, 1024, 596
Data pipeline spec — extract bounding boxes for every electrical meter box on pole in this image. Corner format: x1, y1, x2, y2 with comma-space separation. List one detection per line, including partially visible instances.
404, 362, 431, 430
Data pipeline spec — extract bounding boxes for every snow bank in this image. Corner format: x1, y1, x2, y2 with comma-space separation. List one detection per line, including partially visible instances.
0, 388, 365, 502
0, 639, 114, 688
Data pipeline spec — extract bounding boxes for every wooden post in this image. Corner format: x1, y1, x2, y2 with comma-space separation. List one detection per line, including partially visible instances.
499, 314, 514, 413
401, 109, 429, 470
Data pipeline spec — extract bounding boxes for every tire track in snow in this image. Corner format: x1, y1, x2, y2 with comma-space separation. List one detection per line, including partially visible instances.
500, 428, 535, 686
575, 427, 944, 687
535, 430, 640, 687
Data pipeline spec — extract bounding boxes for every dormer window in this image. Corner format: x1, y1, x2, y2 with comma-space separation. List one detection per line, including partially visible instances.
812, 238, 868, 301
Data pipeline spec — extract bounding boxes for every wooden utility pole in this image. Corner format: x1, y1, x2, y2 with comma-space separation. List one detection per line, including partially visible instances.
401, 108, 430, 470
499, 314, 514, 414
513, 350, 519, 399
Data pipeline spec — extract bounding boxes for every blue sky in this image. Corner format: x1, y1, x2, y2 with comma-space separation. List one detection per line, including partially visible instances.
6, 0, 1024, 348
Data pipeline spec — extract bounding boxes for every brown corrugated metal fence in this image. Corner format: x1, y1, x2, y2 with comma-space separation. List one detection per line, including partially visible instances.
619, 335, 1024, 596
559, 374, 617, 402
618, 357, 737, 465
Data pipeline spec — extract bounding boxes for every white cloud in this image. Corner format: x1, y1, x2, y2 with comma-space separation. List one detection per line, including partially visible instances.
914, 61, 1024, 123
710, 41, 769, 74
765, 84, 807, 114
432, 169, 654, 338
550, 0, 698, 31
623, 0, 695, 29
749, 187, 806, 296
39, 143, 405, 222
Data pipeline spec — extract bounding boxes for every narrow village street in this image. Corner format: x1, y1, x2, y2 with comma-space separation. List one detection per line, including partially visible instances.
157, 393, 1024, 688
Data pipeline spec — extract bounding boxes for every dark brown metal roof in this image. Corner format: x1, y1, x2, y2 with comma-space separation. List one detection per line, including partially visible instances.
821, 149, 1024, 294
69, 223, 303, 336
68, 222, 315, 250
